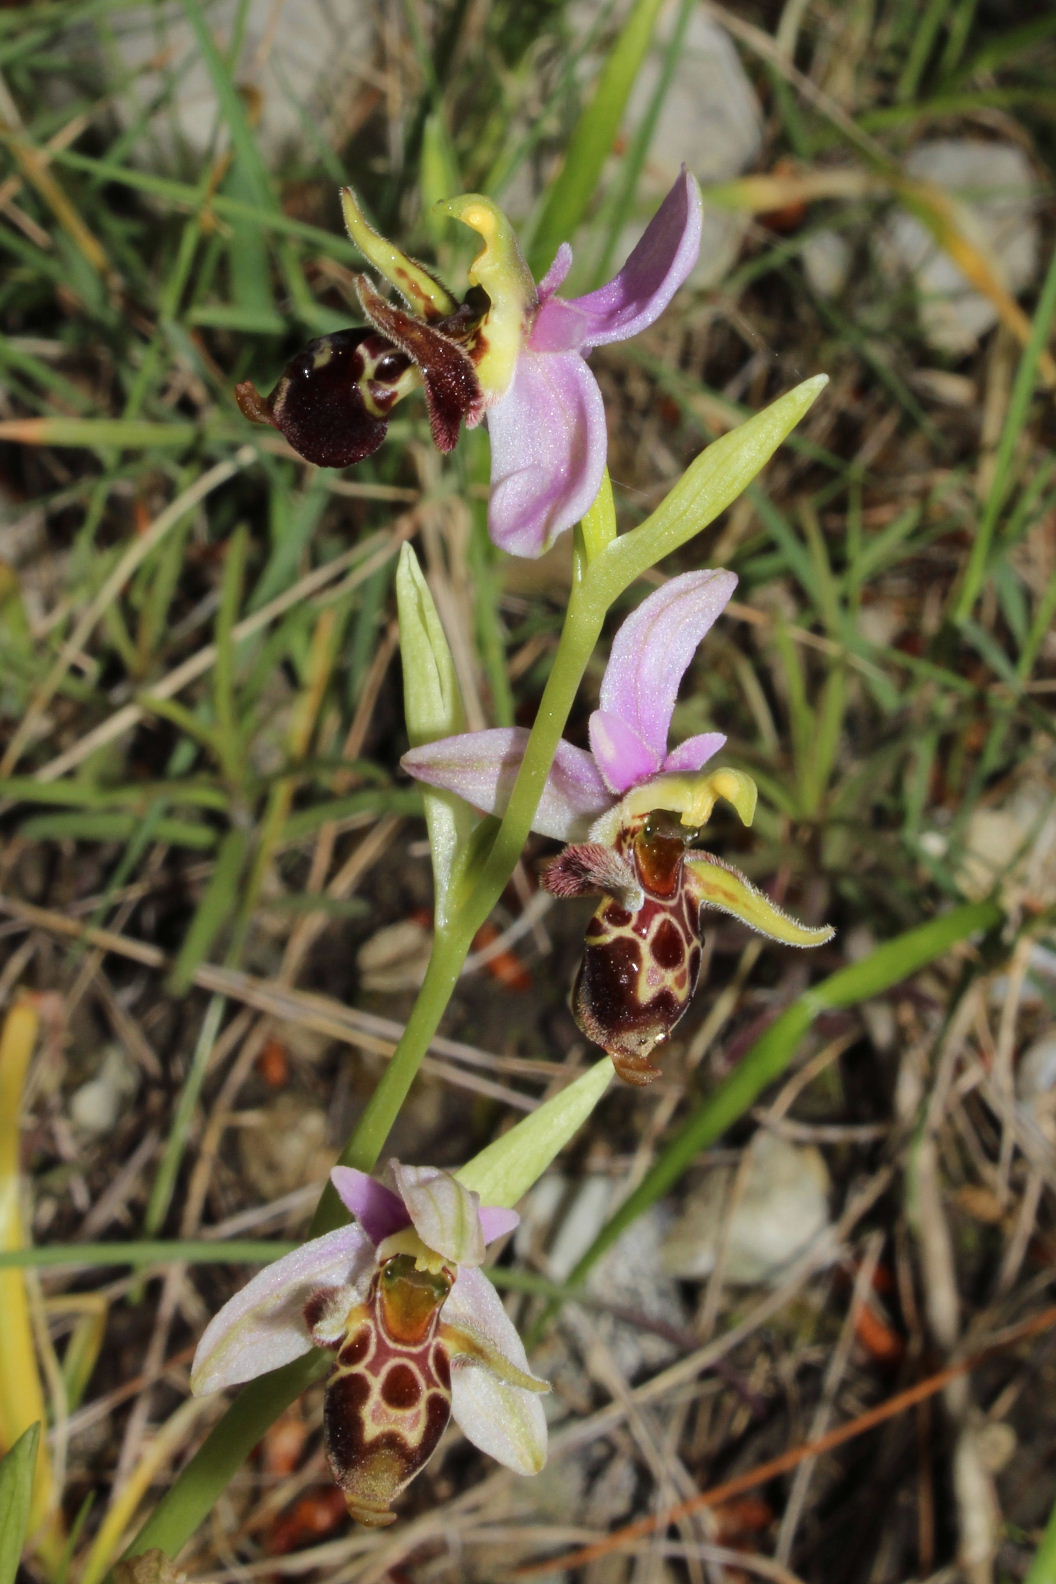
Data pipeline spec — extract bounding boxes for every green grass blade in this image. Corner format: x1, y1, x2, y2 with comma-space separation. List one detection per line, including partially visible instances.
952, 242, 1056, 623
167, 828, 251, 995
1025, 1494, 1056, 1584
558, 897, 1004, 1294
142, 996, 227, 1242
0, 1242, 295, 1270
0, 418, 198, 451
0, 1422, 40, 1584
528, 0, 666, 277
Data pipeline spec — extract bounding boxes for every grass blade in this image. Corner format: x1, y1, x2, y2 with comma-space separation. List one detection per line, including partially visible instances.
558, 897, 1004, 1293
0, 998, 64, 1571
528, 0, 665, 277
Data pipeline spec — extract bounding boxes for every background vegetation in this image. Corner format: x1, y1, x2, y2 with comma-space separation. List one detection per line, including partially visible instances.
1, 0, 1054, 1580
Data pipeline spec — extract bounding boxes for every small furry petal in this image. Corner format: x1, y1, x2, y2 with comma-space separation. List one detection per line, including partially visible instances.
479, 1206, 520, 1243
662, 732, 727, 775
542, 842, 641, 905
535, 242, 574, 301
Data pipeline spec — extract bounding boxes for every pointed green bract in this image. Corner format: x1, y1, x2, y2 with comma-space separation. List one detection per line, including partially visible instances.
0, 1422, 40, 1584
395, 545, 474, 927
457, 1058, 614, 1208
591, 376, 829, 602
686, 854, 834, 947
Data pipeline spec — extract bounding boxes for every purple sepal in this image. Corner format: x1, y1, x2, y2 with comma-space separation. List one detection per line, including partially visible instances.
486, 350, 607, 557
529, 168, 702, 354
598, 570, 737, 765
330, 1166, 408, 1244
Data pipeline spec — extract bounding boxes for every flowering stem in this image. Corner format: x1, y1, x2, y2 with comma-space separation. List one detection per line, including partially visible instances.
120, 482, 618, 1570
318, 491, 614, 1208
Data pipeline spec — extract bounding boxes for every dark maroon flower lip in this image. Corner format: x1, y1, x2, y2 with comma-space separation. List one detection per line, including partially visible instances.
235, 327, 420, 468
233, 285, 489, 466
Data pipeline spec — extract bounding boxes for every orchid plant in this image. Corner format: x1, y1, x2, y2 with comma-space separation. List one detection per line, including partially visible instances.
118, 159, 831, 1568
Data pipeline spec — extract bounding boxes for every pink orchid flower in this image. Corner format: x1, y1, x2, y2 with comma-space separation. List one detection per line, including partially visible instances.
235, 171, 702, 558
191, 1162, 546, 1527
402, 569, 737, 843
402, 571, 833, 1083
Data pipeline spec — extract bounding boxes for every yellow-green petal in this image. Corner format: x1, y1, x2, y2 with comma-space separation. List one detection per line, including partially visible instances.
340, 186, 458, 320
436, 193, 536, 399
686, 854, 834, 947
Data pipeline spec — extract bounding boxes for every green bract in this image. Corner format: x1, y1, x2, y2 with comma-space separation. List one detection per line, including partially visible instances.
395, 544, 474, 929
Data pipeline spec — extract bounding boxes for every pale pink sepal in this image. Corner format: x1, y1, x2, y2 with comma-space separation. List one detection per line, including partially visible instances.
402, 727, 612, 842
446, 1265, 548, 1474
486, 348, 608, 557
190, 1225, 372, 1396
392, 1163, 486, 1267
598, 570, 737, 765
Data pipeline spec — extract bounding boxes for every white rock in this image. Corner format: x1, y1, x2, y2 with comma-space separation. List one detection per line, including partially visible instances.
70, 1046, 139, 1136
561, 8, 762, 289
239, 1094, 331, 1199
661, 1130, 833, 1285
84, 0, 376, 167
357, 918, 432, 994
801, 228, 853, 299
878, 140, 1039, 354
625, 14, 763, 288
1017, 1032, 1056, 1107
955, 774, 1056, 908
